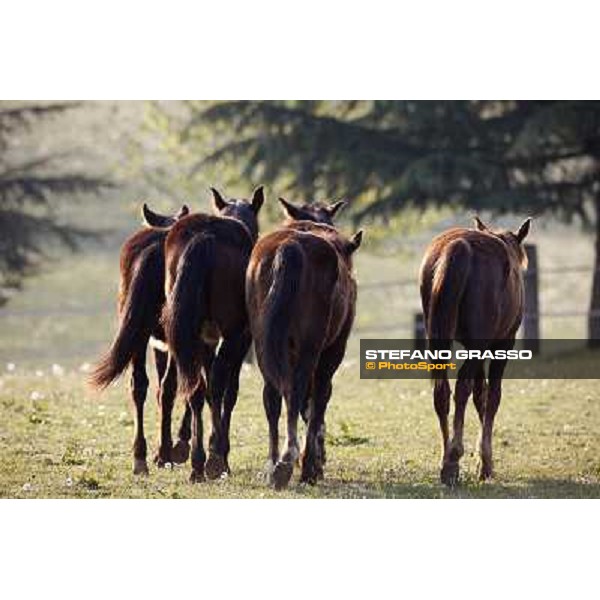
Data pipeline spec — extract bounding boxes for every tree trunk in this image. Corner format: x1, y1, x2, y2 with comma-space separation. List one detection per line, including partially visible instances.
588, 195, 600, 347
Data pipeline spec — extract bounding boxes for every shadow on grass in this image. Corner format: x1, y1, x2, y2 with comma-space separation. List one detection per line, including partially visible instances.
169, 461, 600, 499
304, 476, 600, 499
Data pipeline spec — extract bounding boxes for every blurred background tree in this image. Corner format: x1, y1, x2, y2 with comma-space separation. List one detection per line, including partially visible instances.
0, 102, 111, 306
145, 100, 600, 342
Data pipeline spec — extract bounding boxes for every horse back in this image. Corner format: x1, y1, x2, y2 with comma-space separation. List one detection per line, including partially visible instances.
165, 213, 255, 336
421, 228, 524, 341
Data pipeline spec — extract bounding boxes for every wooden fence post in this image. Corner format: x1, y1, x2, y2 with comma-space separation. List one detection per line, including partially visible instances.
523, 244, 540, 354
414, 313, 426, 350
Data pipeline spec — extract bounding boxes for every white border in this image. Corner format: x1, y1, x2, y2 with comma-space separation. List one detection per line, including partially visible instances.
2, 1, 599, 99
1, 500, 598, 598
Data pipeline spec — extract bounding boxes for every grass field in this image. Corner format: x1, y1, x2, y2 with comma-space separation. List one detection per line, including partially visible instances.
1, 364, 599, 498
1, 211, 599, 498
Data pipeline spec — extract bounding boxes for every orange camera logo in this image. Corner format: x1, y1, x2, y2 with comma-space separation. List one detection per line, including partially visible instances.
365, 362, 376, 370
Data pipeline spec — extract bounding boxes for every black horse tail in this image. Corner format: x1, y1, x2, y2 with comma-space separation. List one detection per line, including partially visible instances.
261, 242, 303, 394
163, 234, 215, 395
89, 244, 162, 390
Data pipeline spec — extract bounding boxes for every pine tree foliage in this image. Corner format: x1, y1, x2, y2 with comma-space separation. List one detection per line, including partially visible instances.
183, 100, 600, 223
0, 102, 111, 305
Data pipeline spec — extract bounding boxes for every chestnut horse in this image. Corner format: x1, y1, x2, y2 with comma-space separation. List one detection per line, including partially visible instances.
162, 193, 347, 483
419, 216, 531, 486
89, 203, 193, 475
247, 218, 362, 489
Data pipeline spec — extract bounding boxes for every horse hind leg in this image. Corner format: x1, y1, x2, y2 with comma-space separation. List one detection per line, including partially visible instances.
442, 359, 482, 486
205, 337, 237, 480
150, 338, 190, 464
154, 351, 177, 467
272, 353, 315, 490
206, 330, 252, 477
263, 381, 282, 483
301, 330, 348, 484
472, 362, 488, 426
188, 381, 207, 483
478, 356, 508, 481
219, 332, 251, 474
441, 360, 478, 487
130, 352, 149, 475
433, 376, 451, 481
171, 404, 191, 464
301, 376, 332, 485
174, 342, 213, 465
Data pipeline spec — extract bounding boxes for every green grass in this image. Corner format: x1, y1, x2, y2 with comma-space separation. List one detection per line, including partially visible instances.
1, 367, 599, 498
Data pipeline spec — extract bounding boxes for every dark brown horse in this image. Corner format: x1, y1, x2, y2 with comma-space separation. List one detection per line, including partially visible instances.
89, 203, 194, 475
162, 187, 265, 482
246, 219, 363, 489
419, 216, 531, 486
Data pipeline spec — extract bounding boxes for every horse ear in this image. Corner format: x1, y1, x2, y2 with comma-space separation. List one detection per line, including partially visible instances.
141, 203, 172, 228
176, 204, 190, 219
473, 215, 489, 232
515, 218, 532, 243
210, 187, 228, 213
251, 186, 265, 213
278, 197, 305, 220
347, 230, 363, 254
326, 200, 347, 220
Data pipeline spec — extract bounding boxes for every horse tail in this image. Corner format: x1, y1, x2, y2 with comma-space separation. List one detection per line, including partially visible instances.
428, 239, 471, 363
89, 245, 162, 390
261, 242, 303, 393
163, 234, 214, 395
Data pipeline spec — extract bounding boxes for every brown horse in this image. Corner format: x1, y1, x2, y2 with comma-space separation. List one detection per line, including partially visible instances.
419, 216, 531, 486
246, 218, 363, 489
162, 187, 265, 482
89, 203, 195, 475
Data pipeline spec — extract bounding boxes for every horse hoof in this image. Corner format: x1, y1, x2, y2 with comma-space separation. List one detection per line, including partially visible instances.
300, 460, 323, 485
171, 440, 190, 464
133, 459, 149, 476
205, 454, 227, 480
189, 469, 205, 484
154, 457, 173, 469
154, 448, 173, 467
300, 473, 318, 486
478, 463, 494, 481
271, 461, 294, 490
440, 462, 459, 487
